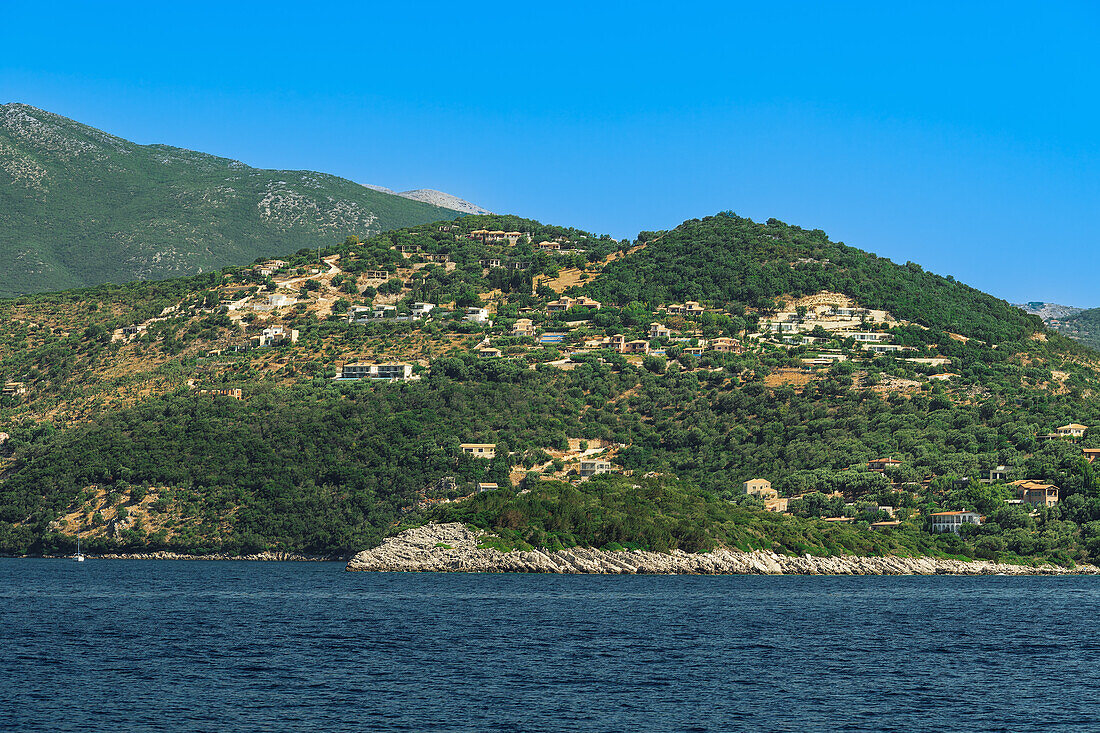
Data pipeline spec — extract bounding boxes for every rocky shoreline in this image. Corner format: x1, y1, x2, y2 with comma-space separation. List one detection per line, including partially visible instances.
346, 523, 1100, 576
23, 550, 341, 562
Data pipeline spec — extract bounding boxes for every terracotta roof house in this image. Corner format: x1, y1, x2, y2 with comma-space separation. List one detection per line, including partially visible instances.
1009, 480, 1059, 508
867, 458, 902, 472
1084, 448, 1100, 464
512, 318, 536, 337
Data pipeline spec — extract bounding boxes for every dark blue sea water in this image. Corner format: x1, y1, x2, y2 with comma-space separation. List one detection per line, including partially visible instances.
3, 560, 1099, 732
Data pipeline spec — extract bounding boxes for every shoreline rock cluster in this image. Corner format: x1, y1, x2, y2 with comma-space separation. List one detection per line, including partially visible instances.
346, 523, 1100, 576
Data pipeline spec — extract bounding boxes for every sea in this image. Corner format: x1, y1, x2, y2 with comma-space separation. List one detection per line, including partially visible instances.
2, 559, 1099, 732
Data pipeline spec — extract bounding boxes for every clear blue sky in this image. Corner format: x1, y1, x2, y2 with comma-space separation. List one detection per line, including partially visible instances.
2, 2, 1098, 304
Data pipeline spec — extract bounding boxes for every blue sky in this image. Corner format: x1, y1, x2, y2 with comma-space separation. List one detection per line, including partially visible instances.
2, 2, 1098, 304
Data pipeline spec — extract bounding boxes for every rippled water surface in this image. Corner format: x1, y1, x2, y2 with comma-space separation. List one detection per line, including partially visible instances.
3, 559, 1100, 732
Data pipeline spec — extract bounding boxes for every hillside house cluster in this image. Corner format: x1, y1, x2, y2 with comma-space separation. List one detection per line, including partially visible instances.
253, 260, 286, 277
469, 230, 526, 245
349, 302, 435, 324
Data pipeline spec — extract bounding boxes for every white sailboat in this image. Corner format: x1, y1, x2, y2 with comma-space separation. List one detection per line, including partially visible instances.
73, 538, 85, 562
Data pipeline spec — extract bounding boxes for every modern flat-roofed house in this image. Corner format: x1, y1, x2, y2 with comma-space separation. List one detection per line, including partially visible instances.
983, 465, 1010, 483
930, 511, 981, 533
850, 332, 889, 342
1010, 480, 1060, 508
478, 346, 503, 358
649, 323, 673, 339
503, 231, 524, 245
865, 343, 912, 354
412, 302, 435, 317
476, 482, 500, 492
257, 326, 299, 346
363, 270, 390, 280
2, 382, 27, 397
337, 363, 414, 381
267, 293, 295, 308
867, 458, 902, 472
1084, 448, 1100, 464
1058, 424, 1089, 438
743, 478, 778, 500
579, 460, 613, 478
464, 307, 490, 323
461, 443, 496, 459
348, 306, 373, 324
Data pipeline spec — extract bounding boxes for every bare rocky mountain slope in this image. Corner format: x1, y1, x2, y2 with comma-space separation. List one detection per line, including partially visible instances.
0, 103, 464, 296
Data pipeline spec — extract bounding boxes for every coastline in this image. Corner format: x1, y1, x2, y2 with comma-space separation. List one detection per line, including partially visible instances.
346, 523, 1100, 576
12, 550, 343, 562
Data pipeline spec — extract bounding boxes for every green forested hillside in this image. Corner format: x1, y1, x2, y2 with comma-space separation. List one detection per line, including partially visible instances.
0, 103, 461, 296
587, 213, 1044, 344
2, 212, 1100, 565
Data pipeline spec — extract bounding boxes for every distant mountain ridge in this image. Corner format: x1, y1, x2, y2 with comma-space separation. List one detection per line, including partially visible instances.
1016, 301, 1100, 351
364, 185, 491, 215
1014, 302, 1085, 321
0, 103, 465, 296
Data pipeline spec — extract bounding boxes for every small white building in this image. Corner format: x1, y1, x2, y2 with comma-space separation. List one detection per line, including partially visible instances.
257, 326, 299, 346
464, 307, 490, 324
649, 323, 673, 339
267, 293, 295, 308
579, 459, 614, 478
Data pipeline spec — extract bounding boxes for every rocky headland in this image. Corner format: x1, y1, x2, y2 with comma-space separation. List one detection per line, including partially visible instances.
346, 523, 1100, 575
